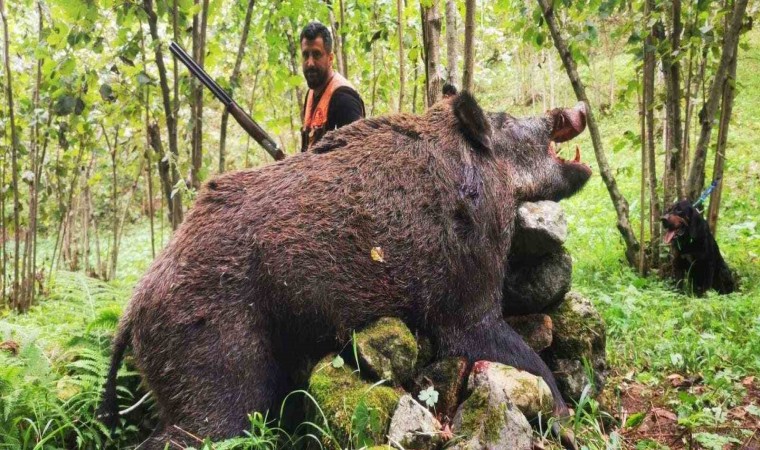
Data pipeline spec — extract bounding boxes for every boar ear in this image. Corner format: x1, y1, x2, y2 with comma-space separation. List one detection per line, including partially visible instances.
453, 91, 492, 154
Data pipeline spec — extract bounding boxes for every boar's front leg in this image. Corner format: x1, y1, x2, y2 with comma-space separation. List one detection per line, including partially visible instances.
433, 306, 578, 449
434, 306, 568, 415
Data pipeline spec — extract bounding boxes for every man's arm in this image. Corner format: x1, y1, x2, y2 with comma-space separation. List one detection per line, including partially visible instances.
327, 88, 365, 130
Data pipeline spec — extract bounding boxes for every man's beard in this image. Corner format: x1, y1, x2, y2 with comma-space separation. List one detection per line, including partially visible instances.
304, 68, 328, 90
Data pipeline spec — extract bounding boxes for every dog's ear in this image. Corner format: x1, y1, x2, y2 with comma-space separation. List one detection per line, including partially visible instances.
687, 205, 707, 240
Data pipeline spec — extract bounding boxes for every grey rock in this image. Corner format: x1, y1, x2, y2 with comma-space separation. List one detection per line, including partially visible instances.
512, 201, 567, 257
387, 394, 442, 449
503, 249, 573, 315
544, 292, 608, 402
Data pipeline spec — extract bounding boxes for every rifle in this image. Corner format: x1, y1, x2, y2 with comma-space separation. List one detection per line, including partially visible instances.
169, 41, 286, 161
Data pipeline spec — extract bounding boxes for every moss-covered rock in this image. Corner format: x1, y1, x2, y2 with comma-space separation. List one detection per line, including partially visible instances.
450, 386, 532, 450
468, 361, 554, 420
414, 357, 469, 419
545, 291, 608, 402
355, 317, 418, 385
308, 354, 401, 447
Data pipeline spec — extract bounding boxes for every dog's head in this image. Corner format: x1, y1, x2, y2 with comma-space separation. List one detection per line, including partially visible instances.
661, 200, 708, 245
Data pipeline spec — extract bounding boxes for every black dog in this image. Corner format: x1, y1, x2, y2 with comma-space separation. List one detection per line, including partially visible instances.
661, 200, 735, 296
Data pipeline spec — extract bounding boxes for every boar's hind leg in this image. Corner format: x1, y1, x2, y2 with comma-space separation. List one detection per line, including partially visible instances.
434, 308, 569, 416
137, 318, 286, 449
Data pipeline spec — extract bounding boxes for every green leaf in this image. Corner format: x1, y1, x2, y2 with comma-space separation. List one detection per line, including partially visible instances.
136, 72, 152, 86
624, 412, 645, 428
54, 96, 77, 116
331, 355, 344, 368
417, 385, 439, 408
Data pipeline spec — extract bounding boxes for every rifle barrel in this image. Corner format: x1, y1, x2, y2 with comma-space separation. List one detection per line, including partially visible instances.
169, 42, 233, 105
168, 41, 286, 161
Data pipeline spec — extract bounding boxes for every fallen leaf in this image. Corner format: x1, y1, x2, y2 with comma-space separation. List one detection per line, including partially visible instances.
742, 376, 755, 388
667, 373, 685, 387
651, 407, 677, 422
370, 246, 385, 262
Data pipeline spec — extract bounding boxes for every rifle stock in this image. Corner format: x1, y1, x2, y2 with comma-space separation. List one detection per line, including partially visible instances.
169, 41, 285, 161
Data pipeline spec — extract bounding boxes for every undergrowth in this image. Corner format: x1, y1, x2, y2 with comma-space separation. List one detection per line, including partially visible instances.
1, 26, 758, 450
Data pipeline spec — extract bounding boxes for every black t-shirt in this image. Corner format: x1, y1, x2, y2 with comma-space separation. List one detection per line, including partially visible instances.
302, 86, 365, 151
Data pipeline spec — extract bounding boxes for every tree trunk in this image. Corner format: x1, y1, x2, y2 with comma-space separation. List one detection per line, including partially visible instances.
20, 1, 45, 308
340, 0, 347, 77
444, 0, 458, 86
462, 0, 475, 92
190, 0, 210, 190
681, 39, 697, 199
421, 0, 443, 106
686, 0, 748, 200
412, 55, 419, 113
538, 0, 641, 267
111, 159, 146, 279
707, 22, 740, 235
144, 0, 183, 229
1, 0, 21, 310
219, 0, 255, 173
149, 123, 174, 226
326, 0, 345, 75
661, 0, 683, 204
243, 64, 261, 168
397, 0, 405, 111
103, 123, 120, 280
1, 124, 5, 304
637, 70, 647, 275
644, 0, 660, 268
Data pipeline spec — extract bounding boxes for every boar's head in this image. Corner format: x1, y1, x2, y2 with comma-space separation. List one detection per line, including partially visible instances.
453, 92, 592, 202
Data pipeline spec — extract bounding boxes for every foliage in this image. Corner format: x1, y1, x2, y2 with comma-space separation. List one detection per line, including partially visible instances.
0, 0, 758, 448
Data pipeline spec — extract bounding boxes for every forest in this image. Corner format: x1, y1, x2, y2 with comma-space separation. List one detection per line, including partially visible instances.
0, 0, 758, 448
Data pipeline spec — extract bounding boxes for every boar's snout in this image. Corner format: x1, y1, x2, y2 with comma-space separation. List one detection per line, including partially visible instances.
550, 102, 587, 142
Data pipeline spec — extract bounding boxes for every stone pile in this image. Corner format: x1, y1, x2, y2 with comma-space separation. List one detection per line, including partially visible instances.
306, 201, 608, 449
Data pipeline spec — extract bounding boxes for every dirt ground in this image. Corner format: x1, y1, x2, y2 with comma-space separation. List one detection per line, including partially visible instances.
602, 375, 759, 449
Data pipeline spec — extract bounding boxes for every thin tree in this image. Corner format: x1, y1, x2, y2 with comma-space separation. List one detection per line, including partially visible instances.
686, 0, 748, 200
462, 0, 475, 92
339, 0, 347, 77
398, 0, 405, 111
326, 0, 345, 74
444, 0, 458, 87
190, 0, 210, 190
144, 0, 183, 228
644, 0, 661, 267
219, 0, 255, 173
538, 0, 641, 266
421, 0, 443, 106
661, 0, 683, 204
1, 0, 20, 309
707, 11, 741, 235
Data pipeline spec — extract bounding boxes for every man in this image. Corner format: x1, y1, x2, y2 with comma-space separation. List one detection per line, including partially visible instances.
300, 21, 365, 152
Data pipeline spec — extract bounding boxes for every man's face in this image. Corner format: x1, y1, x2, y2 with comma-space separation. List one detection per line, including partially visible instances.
301, 37, 333, 90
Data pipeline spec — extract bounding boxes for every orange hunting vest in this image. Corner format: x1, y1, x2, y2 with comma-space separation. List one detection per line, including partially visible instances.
301, 72, 356, 152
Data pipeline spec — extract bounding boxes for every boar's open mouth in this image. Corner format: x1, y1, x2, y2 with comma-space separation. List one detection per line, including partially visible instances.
548, 103, 592, 174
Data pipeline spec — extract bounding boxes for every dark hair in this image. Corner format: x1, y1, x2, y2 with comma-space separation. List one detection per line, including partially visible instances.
300, 21, 333, 54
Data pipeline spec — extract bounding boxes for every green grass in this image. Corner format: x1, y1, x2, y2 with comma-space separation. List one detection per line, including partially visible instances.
1, 27, 759, 450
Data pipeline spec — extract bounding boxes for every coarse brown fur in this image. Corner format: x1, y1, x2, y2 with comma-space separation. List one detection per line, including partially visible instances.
99, 92, 591, 449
